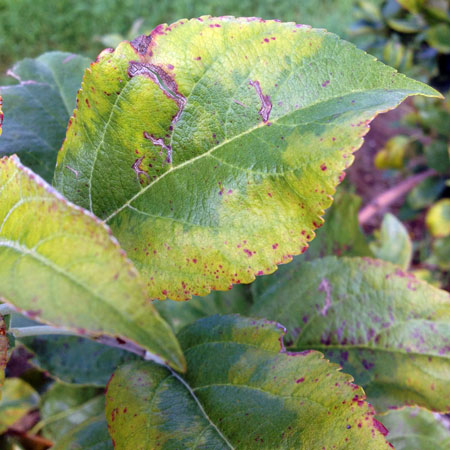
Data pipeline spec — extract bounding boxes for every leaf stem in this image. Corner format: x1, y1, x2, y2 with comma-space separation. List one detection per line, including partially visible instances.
9, 326, 79, 338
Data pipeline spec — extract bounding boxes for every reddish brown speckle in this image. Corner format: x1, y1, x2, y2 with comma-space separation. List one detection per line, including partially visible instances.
320, 163, 327, 171
296, 377, 305, 383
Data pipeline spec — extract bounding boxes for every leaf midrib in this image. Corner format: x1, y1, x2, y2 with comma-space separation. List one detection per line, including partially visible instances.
0, 237, 143, 339
104, 88, 412, 223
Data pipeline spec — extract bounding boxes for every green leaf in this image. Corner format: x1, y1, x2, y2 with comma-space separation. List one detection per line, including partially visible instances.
424, 140, 450, 174
0, 378, 39, 434
426, 23, 450, 54
407, 176, 445, 210
20, 335, 140, 386
370, 213, 412, 269
38, 383, 104, 441
51, 416, 113, 450
250, 256, 450, 412
377, 407, 450, 450
374, 135, 410, 170
250, 191, 371, 298
106, 314, 392, 449
426, 198, 450, 238
397, 0, 425, 14
155, 285, 252, 333
0, 52, 91, 182
54, 16, 441, 300
0, 315, 6, 395
429, 236, 450, 270
0, 155, 184, 372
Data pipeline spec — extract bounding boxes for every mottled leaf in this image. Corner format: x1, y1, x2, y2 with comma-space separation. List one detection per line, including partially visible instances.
251, 256, 450, 412
0, 52, 91, 182
377, 407, 450, 450
20, 335, 140, 386
251, 191, 371, 298
54, 16, 440, 300
155, 284, 252, 332
0, 378, 39, 433
370, 213, 412, 269
38, 383, 104, 441
52, 416, 113, 450
0, 155, 184, 372
106, 315, 391, 449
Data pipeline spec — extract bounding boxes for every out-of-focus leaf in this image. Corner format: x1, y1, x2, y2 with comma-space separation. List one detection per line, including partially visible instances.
387, 16, 424, 33
377, 407, 450, 450
0, 378, 39, 433
426, 23, 450, 54
20, 335, 139, 387
429, 236, 450, 270
106, 315, 392, 449
407, 176, 445, 210
383, 38, 406, 69
251, 256, 450, 412
375, 135, 410, 169
397, 0, 425, 14
38, 383, 104, 441
54, 16, 440, 301
370, 213, 412, 269
424, 140, 450, 173
51, 416, 112, 450
0, 52, 91, 182
155, 285, 251, 333
0, 155, 184, 372
426, 198, 450, 237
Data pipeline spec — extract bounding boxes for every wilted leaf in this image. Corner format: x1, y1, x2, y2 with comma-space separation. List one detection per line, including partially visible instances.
0, 52, 91, 182
0, 378, 39, 433
52, 416, 112, 450
106, 314, 392, 449
377, 407, 450, 450
38, 383, 104, 441
426, 198, 450, 238
370, 213, 412, 269
54, 16, 440, 300
0, 155, 184, 371
251, 256, 450, 412
21, 335, 140, 386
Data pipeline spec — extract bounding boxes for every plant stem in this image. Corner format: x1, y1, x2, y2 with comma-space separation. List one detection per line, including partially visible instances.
9, 326, 79, 338
358, 169, 437, 226
0, 303, 16, 316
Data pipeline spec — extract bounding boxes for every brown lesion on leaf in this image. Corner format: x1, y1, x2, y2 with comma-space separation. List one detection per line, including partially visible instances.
128, 61, 186, 166
317, 278, 332, 316
130, 34, 153, 56
249, 80, 272, 122
132, 156, 150, 184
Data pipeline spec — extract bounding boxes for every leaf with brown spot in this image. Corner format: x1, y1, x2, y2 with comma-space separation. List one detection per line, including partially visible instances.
54, 16, 441, 300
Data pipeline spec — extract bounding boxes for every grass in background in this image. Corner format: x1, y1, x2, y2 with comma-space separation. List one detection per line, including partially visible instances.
0, 0, 357, 78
